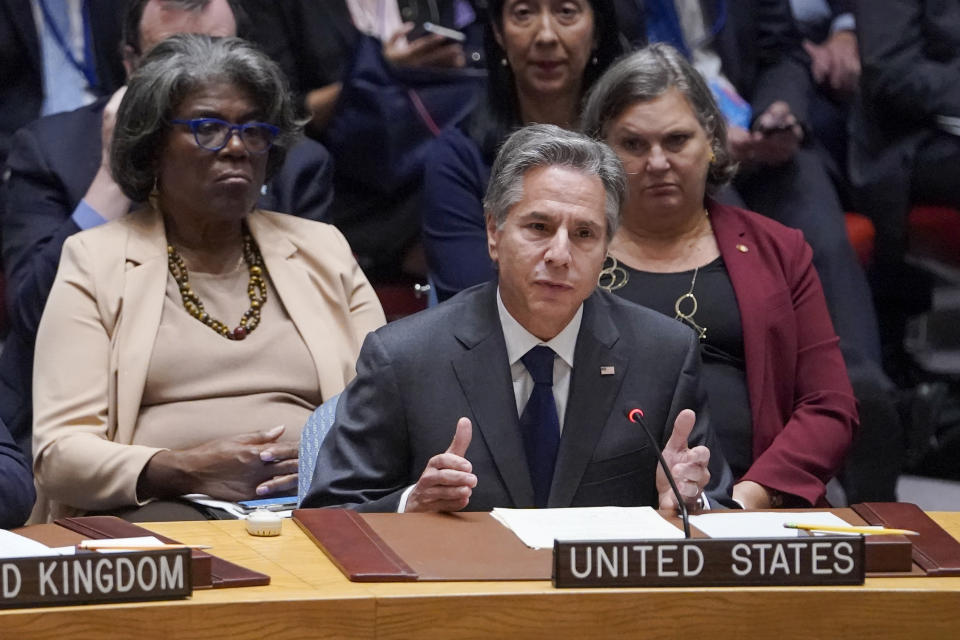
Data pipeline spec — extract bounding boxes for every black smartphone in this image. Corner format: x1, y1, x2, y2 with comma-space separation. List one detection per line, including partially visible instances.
757, 122, 796, 135
236, 495, 298, 512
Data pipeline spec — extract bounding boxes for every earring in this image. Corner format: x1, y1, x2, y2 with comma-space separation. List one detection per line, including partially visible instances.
709, 149, 716, 163
501, 57, 509, 67
149, 177, 160, 210
591, 55, 598, 65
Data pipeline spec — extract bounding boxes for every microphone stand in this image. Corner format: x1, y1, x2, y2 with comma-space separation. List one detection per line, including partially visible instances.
627, 408, 691, 539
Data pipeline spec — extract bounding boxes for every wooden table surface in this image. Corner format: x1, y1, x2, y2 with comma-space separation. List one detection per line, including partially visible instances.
4, 512, 960, 640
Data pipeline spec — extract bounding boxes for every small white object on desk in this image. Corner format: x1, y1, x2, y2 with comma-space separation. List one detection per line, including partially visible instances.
246, 508, 283, 537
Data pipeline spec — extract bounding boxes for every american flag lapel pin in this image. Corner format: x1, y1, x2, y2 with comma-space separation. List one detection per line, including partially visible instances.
600, 366, 615, 376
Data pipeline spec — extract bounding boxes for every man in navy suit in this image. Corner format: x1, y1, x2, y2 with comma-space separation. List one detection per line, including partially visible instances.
304, 125, 733, 513
0, 417, 33, 528
0, 0, 333, 457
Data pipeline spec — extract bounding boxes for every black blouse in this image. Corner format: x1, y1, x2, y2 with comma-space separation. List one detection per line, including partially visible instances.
603, 255, 754, 478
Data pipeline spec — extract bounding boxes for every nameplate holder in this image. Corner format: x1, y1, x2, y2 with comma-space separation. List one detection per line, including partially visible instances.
553, 537, 865, 588
0, 548, 192, 609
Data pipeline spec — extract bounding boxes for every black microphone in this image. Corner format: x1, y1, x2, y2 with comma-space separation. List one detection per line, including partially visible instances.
626, 408, 691, 539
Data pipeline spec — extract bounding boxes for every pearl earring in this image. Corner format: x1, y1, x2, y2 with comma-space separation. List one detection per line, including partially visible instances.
501, 57, 509, 67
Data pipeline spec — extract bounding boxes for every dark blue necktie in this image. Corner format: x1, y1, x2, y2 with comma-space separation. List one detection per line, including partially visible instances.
519, 346, 561, 508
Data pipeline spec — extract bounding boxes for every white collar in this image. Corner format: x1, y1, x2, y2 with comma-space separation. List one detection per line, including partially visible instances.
496, 288, 582, 369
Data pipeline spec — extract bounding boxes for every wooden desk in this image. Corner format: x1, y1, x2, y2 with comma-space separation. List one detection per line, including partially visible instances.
4, 513, 960, 640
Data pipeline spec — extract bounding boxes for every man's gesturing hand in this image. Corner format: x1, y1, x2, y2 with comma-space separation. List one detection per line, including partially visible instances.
405, 417, 477, 512
656, 409, 711, 511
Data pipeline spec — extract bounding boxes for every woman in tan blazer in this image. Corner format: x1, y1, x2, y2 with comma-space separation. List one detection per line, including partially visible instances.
31, 35, 385, 522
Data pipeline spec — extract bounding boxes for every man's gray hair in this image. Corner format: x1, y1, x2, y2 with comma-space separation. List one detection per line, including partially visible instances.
581, 43, 737, 192
483, 124, 626, 239
111, 33, 299, 202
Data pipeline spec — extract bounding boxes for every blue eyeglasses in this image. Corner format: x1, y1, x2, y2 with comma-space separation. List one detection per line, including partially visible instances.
171, 118, 280, 154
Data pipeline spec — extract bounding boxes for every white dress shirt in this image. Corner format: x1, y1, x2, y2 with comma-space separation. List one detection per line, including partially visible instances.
345, 0, 404, 42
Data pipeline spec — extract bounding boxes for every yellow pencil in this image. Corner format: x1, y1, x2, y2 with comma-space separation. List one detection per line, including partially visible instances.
77, 541, 212, 551
783, 522, 918, 536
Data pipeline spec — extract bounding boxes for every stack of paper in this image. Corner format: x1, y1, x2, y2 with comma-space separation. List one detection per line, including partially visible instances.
490, 506, 685, 549
0, 529, 66, 558
689, 511, 867, 538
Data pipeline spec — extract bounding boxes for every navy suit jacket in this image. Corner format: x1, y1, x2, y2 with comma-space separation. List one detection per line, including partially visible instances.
0, 416, 34, 529
849, 0, 960, 255
0, 98, 335, 456
0, 0, 124, 169
303, 283, 735, 512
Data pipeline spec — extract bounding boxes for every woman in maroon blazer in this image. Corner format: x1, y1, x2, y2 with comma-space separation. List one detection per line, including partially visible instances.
582, 44, 858, 508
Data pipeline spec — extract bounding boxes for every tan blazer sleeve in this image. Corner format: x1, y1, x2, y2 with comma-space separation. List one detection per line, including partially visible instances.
32, 234, 163, 512
334, 227, 386, 353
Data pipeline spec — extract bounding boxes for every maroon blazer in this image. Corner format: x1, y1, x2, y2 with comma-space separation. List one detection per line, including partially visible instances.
708, 200, 859, 506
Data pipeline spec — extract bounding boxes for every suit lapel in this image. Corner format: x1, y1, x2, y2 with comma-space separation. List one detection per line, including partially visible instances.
549, 294, 628, 507
451, 285, 535, 508
247, 212, 348, 402
709, 201, 768, 456
114, 209, 168, 439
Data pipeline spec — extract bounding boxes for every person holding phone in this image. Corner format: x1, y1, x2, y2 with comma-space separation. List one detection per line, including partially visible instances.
422, 0, 625, 302
240, 0, 485, 278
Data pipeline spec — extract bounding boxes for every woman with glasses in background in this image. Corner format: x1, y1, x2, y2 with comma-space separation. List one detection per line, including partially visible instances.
30, 34, 385, 522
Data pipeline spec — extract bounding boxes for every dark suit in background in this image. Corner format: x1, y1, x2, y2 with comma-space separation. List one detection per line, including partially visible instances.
241, 0, 486, 276
705, 0, 883, 370
851, 0, 960, 263
0, 0, 125, 172
303, 283, 735, 511
0, 416, 34, 529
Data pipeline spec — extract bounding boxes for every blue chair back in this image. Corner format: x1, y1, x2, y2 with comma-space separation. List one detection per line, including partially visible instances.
298, 392, 340, 505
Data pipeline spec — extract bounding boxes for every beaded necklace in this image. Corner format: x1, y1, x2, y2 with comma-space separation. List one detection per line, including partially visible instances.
166, 225, 267, 340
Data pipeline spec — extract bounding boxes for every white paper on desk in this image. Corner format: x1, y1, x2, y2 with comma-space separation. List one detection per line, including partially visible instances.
490, 506, 684, 550
0, 529, 68, 558
689, 511, 863, 538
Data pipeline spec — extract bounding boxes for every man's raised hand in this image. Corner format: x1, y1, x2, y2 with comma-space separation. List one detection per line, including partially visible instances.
405, 417, 477, 512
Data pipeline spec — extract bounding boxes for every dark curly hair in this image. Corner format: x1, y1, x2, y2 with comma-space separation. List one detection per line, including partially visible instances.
111, 33, 300, 202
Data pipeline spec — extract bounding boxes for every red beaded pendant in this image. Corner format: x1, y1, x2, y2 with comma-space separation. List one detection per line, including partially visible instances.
232, 326, 248, 340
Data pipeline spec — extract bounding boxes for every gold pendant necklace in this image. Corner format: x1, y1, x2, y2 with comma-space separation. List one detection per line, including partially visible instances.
674, 265, 707, 341
167, 225, 268, 341
598, 255, 629, 291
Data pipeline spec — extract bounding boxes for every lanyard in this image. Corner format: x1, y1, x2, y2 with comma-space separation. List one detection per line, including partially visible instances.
37, 0, 99, 90
641, 0, 727, 51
